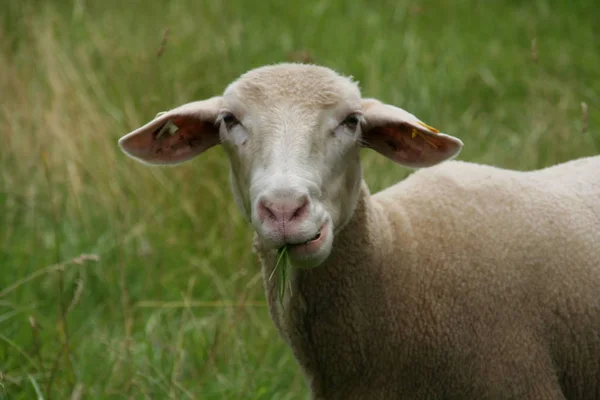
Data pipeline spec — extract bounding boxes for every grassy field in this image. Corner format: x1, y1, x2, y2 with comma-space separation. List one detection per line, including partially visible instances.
1, 0, 598, 398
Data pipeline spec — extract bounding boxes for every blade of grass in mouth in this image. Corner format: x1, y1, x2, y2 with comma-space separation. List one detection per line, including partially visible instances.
269, 246, 292, 306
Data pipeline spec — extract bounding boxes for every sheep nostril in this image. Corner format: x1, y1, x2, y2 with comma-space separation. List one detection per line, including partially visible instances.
292, 206, 303, 219
259, 200, 276, 221
292, 197, 309, 220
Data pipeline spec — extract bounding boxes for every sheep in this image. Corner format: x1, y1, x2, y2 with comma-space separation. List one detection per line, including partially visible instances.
118, 63, 600, 399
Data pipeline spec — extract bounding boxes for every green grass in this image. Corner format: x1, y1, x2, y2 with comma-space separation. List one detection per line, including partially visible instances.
271, 247, 291, 307
1, 0, 598, 398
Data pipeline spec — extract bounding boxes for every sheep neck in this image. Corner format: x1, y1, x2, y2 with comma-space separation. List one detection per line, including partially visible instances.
255, 179, 400, 396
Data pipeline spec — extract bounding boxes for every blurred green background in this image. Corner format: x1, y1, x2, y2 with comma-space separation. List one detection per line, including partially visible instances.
1, 0, 598, 398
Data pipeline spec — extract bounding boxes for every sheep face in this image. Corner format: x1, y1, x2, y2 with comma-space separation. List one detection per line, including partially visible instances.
219, 65, 365, 268
118, 63, 463, 268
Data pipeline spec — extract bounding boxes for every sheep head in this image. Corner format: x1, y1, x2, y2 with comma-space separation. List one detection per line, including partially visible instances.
118, 63, 463, 268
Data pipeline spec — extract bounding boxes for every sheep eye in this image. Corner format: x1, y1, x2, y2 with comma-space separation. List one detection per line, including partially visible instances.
221, 112, 240, 130
342, 113, 361, 130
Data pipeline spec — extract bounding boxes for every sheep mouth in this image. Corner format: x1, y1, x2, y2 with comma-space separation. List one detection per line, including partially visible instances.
284, 222, 329, 260
304, 230, 322, 244
286, 229, 322, 247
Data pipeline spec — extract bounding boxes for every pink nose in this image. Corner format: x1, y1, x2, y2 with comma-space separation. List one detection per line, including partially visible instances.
258, 194, 309, 226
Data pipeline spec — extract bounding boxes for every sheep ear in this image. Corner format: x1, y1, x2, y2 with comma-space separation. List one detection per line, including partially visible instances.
360, 98, 463, 168
118, 96, 222, 165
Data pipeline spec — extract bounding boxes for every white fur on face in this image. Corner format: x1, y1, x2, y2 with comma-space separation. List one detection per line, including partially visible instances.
218, 64, 365, 267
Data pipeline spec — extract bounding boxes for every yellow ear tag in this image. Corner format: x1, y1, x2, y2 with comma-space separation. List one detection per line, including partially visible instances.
156, 120, 179, 139
411, 127, 439, 149
416, 120, 440, 133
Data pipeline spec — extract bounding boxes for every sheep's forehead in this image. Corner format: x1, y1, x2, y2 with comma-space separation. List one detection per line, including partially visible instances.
222, 64, 362, 117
